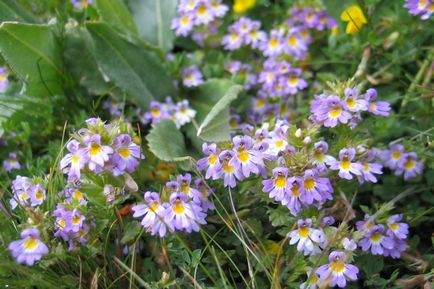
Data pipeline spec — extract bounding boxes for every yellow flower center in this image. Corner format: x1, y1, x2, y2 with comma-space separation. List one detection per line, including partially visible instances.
404, 159, 415, 170
208, 154, 217, 165
150, 201, 159, 212
428, 4, 434, 11
35, 190, 44, 200
310, 275, 318, 284
72, 215, 81, 225
304, 178, 316, 190
118, 147, 131, 158
231, 33, 239, 42
363, 163, 369, 172
23, 237, 38, 251
74, 191, 83, 200
151, 108, 161, 117
370, 232, 382, 243
0, 73, 6, 82
288, 37, 297, 46
180, 182, 190, 194
275, 140, 284, 148
288, 77, 298, 85
19, 193, 29, 201
269, 38, 279, 48
391, 150, 401, 159
58, 219, 66, 228
419, 0, 427, 9
274, 175, 286, 188
223, 164, 234, 173
314, 152, 325, 162
173, 200, 185, 214
292, 184, 301, 196
89, 143, 101, 156
346, 98, 356, 108
255, 99, 265, 108
298, 226, 310, 238
390, 223, 398, 231
369, 103, 377, 110
71, 155, 80, 163
181, 16, 190, 25
197, 5, 207, 16
238, 150, 250, 162
330, 260, 345, 273
328, 106, 342, 118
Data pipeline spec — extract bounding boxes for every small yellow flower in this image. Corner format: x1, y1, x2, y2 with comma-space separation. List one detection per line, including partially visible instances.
340, 5, 367, 35
233, 0, 256, 14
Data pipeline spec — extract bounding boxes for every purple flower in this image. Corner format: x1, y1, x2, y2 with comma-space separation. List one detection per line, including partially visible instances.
312, 141, 335, 170
230, 135, 264, 178
83, 134, 113, 172
165, 192, 206, 233
364, 88, 391, 116
3, 152, 20, 172
224, 61, 242, 74
381, 143, 405, 169
283, 28, 308, 60
357, 150, 383, 183
300, 169, 333, 204
110, 134, 143, 176
329, 148, 363, 180
132, 192, 168, 237
222, 29, 243, 50
210, 0, 228, 17
359, 224, 394, 255
0, 67, 9, 92
310, 94, 352, 127
316, 251, 359, 288
30, 184, 46, 207
387, 214, 409, 240
259, 29, 284, 57
404, 0, 434, 20
217, 150, 244, 188
173, 100, 196, 127
197, 143, 222, 179
288, 219, 326, 255
192, 1, 214, 25
344, 87, 368, 112
9, 176, 45, 209
60, 140, 88, 181
281, 68, 308, 95
183, 65, 204, 87
143, 101, 170, 124
395, 152, 424, 180
8, 228, 48, 266
177, 173, 202, 202
193, 179, 215, 212
171, 14, 194, 37
262, 167, 290, 202
71, 0, 92, 9
285, 177, 304, 215
246, 21, 266, 49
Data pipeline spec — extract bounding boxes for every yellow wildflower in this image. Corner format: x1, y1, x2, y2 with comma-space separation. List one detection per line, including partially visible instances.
340, 5, 367, 35
233, 0, 256, 14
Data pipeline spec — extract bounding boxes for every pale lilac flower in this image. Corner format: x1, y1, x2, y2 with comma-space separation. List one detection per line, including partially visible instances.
283, 28, 308, 59
8, 228, 48, 266
364, 88, 391, 116
210, 0, 228, 17
224, 61, 242, 74
165, 192, 206, 233
267, 122, 289, 156
30, 184, 45, 207
381, 143, 405, 169
282, 68, 308, 95
60, 140, 88, 181
143, 101, 170, 124
132, 192, 168, 237
192, 1, 213, 25
3, 152, 20, 172
83, 134, 113, 172
0, 67, 9, 92
262, 167, 290, 203
359, 224, 394, 255
395, 152, 424, 180
217, 150, 244, 188
246, 21, 267, 48
230, 135, 264, 178
300, 169, 333, 204
300, 268, 323, 289
285, 177, 304, 216
177, 173, 202, 202
312, 141, 335, 170
342, 237, 357, 251
404, 0, 434, 20
183, 66, 204, 87
343, 87, 368, 112
222, 29, 243, 50
259, 29, 284, 57
316, 251, 359, 288
387, 214, 409, 240
171, 14, 195, 37
357, 150, 383, 183
173, 100, 196, 127
193, 179, 215, 212
329, 148, 363, 180
310, 94, 352, 127
197, 143, 222, 179
288, 219, 326, 255
71, 0, 92, 9
110, 134, 143, 176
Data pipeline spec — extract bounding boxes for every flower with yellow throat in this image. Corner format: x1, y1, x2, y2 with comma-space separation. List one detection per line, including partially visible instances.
340, 5, 367, 34
233, 0, 256, 14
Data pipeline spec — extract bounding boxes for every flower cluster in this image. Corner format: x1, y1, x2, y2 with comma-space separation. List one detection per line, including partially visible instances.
60, 118, 144, 181
404, 0, 434, 20
3, 152, 20, 172
380, 143, 424, 180
138, 98, 196, 128
8, 228, 49, 266
287, 6, 337, 31
222, 17, 266, 50
132, 174, 213, 237
310, 87, 391, 128
224, 61, 258, 90
9, 176, 46, 210
0, 67, 9, 92
356, 214, 409, 258
171, 0, 228, 37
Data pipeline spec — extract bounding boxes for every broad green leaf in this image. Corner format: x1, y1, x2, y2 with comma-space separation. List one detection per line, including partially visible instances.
0, 22, 64, 97
146, 119, 189, 162
86, 22, 175, 109
197, 82, 243, 142
0, 94, 23, 136
127, 0, 177, 51
0, 0, 37, 23
95, 0, 138, 36
63, 21, 110, 95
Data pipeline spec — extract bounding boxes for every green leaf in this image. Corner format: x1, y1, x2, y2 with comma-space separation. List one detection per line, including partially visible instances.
0, 0, 37, 23
0, 22, 64, 97
121, 221, 142, 244
0, 94, 23, 136
197, 83, 243, 142
146, 119, 189, 162
94, 0, 138, 36
86, 22, 175, 109
127, 0, 177, 52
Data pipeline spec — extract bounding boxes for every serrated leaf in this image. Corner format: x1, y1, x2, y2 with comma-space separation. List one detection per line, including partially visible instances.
197, 84, 243, 142
0, 0, 38, 23
146, 119, 189, 162
86, 22, 175, 109
95, 0, 138, 36
0, 22, 64, 97
127, 0, 177, 52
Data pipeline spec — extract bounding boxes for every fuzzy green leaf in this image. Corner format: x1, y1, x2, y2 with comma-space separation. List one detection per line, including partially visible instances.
0, 22, 64, 97
95, 0, 138, 36
86, 22, 175, 109
127, 0, 177, 52
146, 119, 189, 162
197, 83, 243, 142
0, 0, 38, 23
